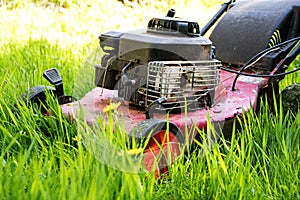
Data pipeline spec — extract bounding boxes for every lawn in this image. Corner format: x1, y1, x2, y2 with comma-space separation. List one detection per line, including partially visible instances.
0, 0, 299, 199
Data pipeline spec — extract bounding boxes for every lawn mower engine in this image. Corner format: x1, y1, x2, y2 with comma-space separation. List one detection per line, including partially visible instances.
95, 9, 220, 112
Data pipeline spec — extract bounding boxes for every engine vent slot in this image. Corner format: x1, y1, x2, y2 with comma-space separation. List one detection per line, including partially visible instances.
146, 60, 221, 112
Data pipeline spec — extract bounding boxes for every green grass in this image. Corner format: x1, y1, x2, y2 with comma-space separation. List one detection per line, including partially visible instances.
1, 1, 300, 199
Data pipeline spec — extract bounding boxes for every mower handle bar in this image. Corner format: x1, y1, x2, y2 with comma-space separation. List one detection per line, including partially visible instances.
200, 0, 235, 36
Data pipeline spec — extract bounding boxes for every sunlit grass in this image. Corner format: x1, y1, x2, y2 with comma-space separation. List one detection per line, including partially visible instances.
0, 0, 299, 199
0, 0, 223, 47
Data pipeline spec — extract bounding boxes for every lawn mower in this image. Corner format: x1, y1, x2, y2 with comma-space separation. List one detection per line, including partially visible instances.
23, 0, 300, 176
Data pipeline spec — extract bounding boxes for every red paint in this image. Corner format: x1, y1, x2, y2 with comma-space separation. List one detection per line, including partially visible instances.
143, 130, 181, 177
60, 69, 270, 174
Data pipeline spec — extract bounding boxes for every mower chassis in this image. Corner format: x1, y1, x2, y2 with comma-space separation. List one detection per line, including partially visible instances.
61, 70, 269, 141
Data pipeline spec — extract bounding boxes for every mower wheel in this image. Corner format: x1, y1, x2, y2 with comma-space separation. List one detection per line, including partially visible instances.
281, 83, 300, 115
21, 85, 56, 114
129, 119, 185, 177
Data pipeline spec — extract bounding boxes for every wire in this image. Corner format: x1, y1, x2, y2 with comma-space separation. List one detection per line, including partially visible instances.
121, 61, 134, 75
229, 36, 300, 90
101, 55, 116, 96
220, 64, 300, 78
121, 61, 136, 86
231, 47, 281, 90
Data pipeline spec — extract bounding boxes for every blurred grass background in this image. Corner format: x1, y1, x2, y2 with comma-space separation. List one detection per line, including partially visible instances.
0, 1, 299, 199
0, 0, 224, 98
0, 0, 223, 47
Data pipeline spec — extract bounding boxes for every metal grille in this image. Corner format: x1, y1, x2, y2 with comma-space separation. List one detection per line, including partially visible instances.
146, 60, 221, 111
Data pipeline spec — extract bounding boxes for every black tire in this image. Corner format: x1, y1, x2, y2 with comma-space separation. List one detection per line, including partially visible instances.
129, 118, 185, 145
129, 119, 185, 176
21, 85, 56, 114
